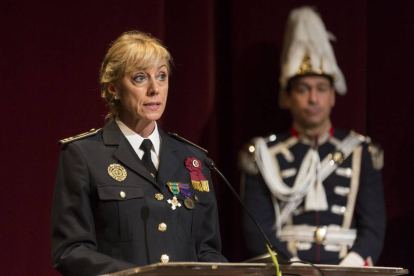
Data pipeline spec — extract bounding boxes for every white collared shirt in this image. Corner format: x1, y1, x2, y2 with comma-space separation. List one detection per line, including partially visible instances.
115, 117, 160, 170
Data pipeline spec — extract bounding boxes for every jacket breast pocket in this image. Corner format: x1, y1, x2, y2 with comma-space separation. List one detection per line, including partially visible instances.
177, 197, 204, 245
97, 185, 146, 242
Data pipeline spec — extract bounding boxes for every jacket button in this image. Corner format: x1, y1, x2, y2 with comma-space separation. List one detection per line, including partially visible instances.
155, 193, 164, 201
119, 191, 126, 198
158, 223, 167, 232
160, 254, 169, 263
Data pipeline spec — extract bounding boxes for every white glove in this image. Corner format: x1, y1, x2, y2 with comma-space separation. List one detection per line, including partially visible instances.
339, 251, 365, 266
289, 256, 303, 265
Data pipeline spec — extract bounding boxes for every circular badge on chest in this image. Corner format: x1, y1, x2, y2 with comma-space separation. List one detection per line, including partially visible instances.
107, 163, 127, 182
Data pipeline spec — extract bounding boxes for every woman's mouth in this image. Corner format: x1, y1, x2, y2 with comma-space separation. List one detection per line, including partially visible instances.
144, 102, 161, 111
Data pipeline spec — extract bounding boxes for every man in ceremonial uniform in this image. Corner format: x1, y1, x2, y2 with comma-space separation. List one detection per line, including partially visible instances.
240, 7, 385, 266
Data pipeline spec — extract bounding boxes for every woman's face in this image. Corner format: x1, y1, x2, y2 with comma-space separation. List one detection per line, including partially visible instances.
114, 61, 169, 123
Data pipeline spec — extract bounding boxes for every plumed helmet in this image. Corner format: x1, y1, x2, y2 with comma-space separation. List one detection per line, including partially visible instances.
280, 6, 347, 97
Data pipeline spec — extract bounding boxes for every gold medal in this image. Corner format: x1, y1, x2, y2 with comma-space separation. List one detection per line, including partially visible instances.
107, 164, 127, 181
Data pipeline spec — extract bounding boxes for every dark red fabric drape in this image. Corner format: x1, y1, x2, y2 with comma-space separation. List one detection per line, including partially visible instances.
1, 0, 413, 274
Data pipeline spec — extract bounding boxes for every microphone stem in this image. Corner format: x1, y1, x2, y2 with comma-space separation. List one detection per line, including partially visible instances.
211, 166, 273, 247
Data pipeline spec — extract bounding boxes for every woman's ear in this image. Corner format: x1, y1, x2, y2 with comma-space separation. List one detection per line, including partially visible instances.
106, 83, 119, 99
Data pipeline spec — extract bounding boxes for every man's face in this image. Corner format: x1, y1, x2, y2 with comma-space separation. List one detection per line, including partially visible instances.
284, 76, 335, 130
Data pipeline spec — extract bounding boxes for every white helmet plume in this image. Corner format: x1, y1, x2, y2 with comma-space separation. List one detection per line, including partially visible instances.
280, 6, 347, 95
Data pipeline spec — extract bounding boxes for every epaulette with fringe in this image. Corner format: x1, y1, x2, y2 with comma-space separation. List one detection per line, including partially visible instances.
238, 142, 259, 175
350, 131, 384, 170
168, 132, 208, 154
58, 128, 102, 145
367, 141, 384, 170
238, 134, 276, 175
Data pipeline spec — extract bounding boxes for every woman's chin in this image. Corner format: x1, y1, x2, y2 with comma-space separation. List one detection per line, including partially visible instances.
141, 112, 163, 122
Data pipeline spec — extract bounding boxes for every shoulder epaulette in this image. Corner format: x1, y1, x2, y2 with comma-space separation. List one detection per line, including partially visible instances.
350, 131, 384, 170
168, 132, 208, 154
238, 139, 260, 175
349, 130, 368, 142
58, 128, 102, 145
367, 141, 384, 170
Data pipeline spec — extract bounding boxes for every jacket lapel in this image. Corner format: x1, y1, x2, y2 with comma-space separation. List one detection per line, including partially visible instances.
157, 130, 180, 189
102, 118, 159, 188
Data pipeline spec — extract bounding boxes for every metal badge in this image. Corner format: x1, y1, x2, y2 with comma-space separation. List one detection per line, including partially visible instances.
184, 198, 195, 210
107, 164, 127, 182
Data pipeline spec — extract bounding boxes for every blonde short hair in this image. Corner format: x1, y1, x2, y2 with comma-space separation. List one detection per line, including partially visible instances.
100, 30, 172, 119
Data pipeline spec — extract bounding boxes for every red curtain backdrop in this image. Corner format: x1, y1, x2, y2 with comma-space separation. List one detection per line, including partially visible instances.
1, 0, 413, 275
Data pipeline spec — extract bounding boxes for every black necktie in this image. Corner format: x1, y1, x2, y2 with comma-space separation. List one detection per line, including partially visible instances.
140, 139, 157, 178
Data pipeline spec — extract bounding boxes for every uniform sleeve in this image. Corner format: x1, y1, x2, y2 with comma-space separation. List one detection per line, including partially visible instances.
242, 172, 293, 259
51, 143, 136, 276
349, 145, 386, 264
195, 165, 228, 262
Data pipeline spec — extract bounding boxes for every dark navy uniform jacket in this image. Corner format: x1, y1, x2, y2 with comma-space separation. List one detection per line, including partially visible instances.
51, 119, 227, 276
242, 129, 385, 264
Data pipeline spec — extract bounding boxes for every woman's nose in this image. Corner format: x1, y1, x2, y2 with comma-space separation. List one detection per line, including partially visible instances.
147, 78, 159, 95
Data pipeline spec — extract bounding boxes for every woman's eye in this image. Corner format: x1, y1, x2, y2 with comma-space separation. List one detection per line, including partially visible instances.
158, 72, 167, 81
133, 74, 146, 83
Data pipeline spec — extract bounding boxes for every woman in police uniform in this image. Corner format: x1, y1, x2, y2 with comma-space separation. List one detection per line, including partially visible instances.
51, 31, 227, 276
